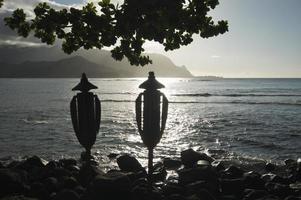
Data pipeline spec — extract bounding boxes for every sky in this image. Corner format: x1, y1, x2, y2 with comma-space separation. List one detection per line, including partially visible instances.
0, 0, 301, 77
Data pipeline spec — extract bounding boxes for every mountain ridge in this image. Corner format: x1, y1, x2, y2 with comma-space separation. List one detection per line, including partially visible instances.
0, 45, 193, 78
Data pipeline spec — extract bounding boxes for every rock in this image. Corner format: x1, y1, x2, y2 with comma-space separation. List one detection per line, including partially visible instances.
223, 165, 245, 178
162, 183, 185, 197
74, 185, 85, 196
265, 182, 293, 198
117, 154, 144, 172
17, 156, 46, 171
243, 171, 265, 190
0, 195, 38, 200
195, 189, 216, 200
212, 161, 225, 172
220, 178, 244, 198
86, 171, 132, 200
152, 162, 167, 182
178, 165, 218, 186
197, 160, 211, 166
78, 163, 105, 186
131, 183, 163, 200
28, 182, 49, 200
59, 158, 77, 167
181, 149, 214, 168
265, 163, 276, 172
243, 189, 268, 200
163, 158, 182, 169
284, 196, 301, 200
166, 194, 186, 200
0, 169, 25, 198
185, 195, 200, 200
43, 177, 58, 193
62, 176, 79, 189
54, 189, 80, 200
186, 181, 218, 197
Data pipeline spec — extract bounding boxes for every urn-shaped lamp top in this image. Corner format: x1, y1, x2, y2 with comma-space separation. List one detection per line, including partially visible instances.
72, 73, 98, 92
139, 72, 165, 90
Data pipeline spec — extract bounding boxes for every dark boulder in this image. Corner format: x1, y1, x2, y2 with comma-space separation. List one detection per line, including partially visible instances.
181, 149, 214, 168
54, 189, 80, 200
78, 163, 104, 186
243, 171, 265, 190
86, 171, 132, 200
220, 178, 245, 198
243, 189, 268, 200
117, 154, 144, 172
58, 158, 77, 168
152, 162, 167, 182
223, 165, 245, 178
163, 158, 182, 169
265, 163, 276, 172
178, 165, 218, 187
0, 169, 25, 198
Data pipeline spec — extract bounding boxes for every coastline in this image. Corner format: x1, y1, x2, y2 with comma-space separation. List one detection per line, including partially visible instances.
1, 149, 300, 200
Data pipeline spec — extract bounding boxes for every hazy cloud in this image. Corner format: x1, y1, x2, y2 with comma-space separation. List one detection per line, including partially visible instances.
0, 0, 71, 47
211, 55, 221, 59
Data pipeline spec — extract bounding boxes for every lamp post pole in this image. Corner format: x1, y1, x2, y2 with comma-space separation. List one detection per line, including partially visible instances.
70, 73, 101, 160
135, 72, 168, 182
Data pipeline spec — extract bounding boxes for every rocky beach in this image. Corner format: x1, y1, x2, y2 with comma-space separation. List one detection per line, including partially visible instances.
0, 149, 300, 200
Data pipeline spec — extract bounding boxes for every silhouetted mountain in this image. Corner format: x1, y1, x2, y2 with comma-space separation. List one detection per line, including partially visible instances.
0, 46, 193, 77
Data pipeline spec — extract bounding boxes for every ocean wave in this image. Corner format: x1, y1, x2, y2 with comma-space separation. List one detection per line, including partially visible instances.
172, 93, 301, 97
100, 99, 301, 106
22, 119, 49, 124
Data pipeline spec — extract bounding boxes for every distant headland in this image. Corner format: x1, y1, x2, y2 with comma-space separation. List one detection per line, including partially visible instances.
0, 46, 192, 78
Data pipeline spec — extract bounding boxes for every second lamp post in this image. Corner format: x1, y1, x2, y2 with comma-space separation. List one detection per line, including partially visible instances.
135, 72, 169, 181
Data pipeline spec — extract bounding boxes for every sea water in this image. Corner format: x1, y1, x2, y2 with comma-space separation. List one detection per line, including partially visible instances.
0, 78, 300, 167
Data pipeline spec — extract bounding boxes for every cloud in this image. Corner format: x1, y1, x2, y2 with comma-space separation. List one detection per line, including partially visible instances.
211, 55, 220, 59
0, 0, 72, 47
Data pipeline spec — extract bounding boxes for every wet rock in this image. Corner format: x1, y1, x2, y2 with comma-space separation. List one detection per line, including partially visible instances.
265, 182, 293, 198
0, 169, 25, 198
220, 178, 244, 198
178, 165, 218, 186
74, 185, 85, 196
86, 171, 132, 200
62, 176, 79, 189
186, 180, 218, 197
78, 163, 104, 186
17, 156, 46, 171
0, 196, 38, 200
58, 158, 77, 167
117, 154, 144, 172
131, 184, 163, 200
243, 171, 265, 190
181, 149, 214, 168
43, 177, 58, 193
212, 161, 225, 172
152, 162, 167, 182
265, 163, 276, 172
166, 194, 186, 200
162, 183, 185, 197
195, 189, 216, 200
163, 158, 182, 169
28, 182, 49, 200
185, 195, 200, 200
223, 165, 245, 178
243, 189, 268, 200
54, 189, 79, 200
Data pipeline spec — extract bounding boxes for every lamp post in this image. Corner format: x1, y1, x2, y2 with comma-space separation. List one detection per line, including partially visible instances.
70, 73, 101, 160
135, 72, 168, 181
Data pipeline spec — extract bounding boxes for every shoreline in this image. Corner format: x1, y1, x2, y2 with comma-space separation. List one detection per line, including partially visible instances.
1, 149, 300, 200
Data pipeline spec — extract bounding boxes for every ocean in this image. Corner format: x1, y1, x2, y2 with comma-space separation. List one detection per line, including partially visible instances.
0, 78, 300, 168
